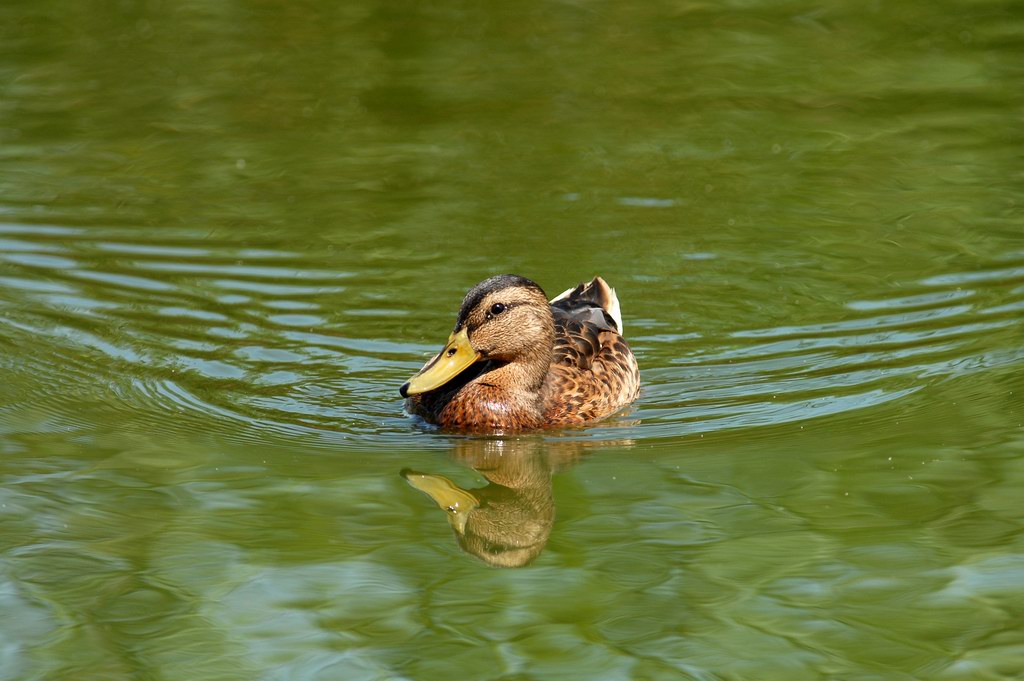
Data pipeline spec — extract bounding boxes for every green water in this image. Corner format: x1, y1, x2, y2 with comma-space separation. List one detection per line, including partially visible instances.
2, 0, 1023, 678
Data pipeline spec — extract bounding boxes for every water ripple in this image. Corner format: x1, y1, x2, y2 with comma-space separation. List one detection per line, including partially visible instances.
0, 227, 1022, 450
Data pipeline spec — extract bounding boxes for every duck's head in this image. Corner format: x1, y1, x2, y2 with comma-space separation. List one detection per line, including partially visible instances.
400, 274, 554, 397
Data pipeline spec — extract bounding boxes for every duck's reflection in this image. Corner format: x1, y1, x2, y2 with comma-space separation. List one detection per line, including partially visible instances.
401, 437, 630, 568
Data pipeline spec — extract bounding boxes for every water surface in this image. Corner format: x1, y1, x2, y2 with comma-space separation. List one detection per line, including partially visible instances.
1, 1, 1023, 679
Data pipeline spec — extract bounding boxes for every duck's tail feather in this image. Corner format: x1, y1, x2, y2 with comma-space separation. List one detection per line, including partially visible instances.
550, 276, 624, 333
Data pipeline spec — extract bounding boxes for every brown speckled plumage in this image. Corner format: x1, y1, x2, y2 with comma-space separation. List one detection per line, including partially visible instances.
402, 275, 640, 432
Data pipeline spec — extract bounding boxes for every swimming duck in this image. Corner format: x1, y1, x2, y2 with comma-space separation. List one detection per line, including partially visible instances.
400, 274, 640, 432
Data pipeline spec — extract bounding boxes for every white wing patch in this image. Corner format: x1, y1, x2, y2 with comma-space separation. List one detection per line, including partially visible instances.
549, 277, 624, 333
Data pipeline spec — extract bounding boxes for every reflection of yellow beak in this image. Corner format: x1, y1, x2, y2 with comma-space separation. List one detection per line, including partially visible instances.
401, 469, 479, 535
400, 327, 481, 397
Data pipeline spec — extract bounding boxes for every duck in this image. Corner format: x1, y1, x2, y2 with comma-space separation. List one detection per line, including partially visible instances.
400, 440, 561, 568
400, 274, 640, 432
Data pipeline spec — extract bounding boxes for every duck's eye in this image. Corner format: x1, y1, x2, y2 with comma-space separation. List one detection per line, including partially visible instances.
490, 303, 506, 316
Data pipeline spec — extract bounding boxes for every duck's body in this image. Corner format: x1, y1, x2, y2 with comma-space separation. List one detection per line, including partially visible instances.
401, 275, 640, 432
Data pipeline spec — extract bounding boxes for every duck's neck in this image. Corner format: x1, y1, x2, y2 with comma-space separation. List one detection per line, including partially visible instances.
447, 349, 551, 431
478, 349, 551, 395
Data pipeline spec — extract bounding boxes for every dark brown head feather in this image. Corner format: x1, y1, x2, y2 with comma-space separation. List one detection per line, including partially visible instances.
456, 274, 546, 329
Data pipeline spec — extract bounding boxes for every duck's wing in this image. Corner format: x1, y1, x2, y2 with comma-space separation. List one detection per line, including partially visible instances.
543, 277, 640, 424
549, 275, 623, 333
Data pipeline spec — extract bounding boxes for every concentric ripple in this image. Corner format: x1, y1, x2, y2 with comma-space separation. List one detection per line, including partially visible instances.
1, 223, 1021, 450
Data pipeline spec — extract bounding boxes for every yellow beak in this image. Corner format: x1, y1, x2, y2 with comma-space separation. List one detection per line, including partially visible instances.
401, 469, 479, 535
400, 327, 481, 397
